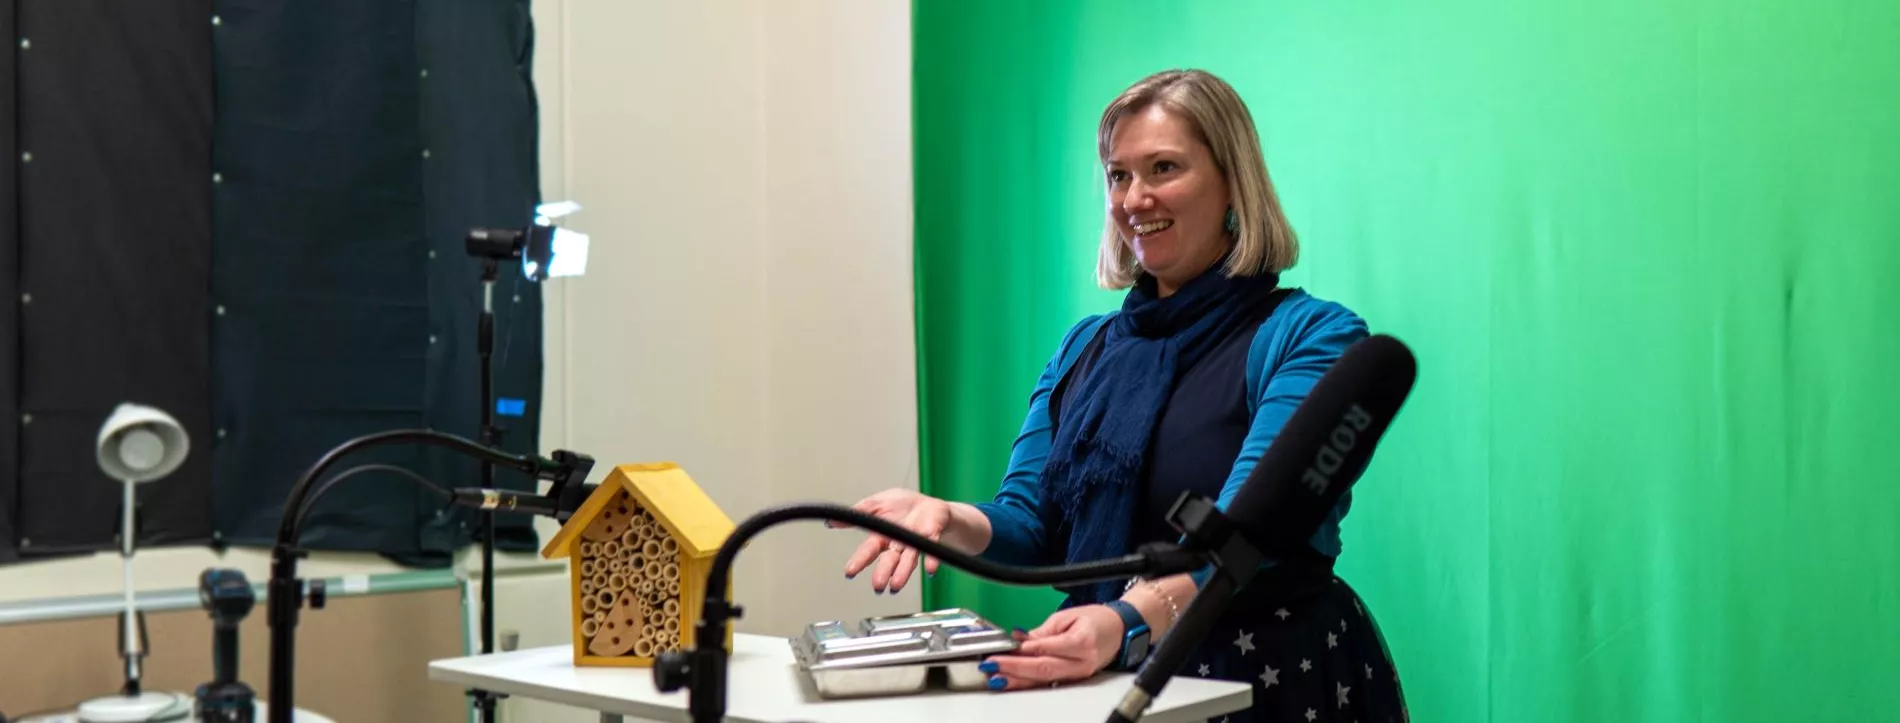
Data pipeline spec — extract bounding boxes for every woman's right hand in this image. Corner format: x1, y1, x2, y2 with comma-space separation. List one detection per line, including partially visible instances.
830, 488, 956, 594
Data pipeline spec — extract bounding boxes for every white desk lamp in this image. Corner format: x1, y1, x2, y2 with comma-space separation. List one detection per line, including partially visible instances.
76, 403, 193, 723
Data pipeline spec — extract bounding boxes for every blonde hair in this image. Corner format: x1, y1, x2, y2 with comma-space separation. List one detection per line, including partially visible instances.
1095, 69, 1299, 289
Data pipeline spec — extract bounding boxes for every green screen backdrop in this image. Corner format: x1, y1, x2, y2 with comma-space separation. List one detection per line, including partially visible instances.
913, 1, 1900, 721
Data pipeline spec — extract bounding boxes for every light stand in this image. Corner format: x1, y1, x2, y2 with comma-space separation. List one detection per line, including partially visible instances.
80, 404, 193, 723
469, 246, 506, 723
265, 429, 595, 723
462, 202, 588, 723
651, 497, 1228, 723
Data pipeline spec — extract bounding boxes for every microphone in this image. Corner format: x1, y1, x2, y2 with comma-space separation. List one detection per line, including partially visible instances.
449, 488, 565, 517
1109, 334, 1418, 723
1222, 333, 1417, 558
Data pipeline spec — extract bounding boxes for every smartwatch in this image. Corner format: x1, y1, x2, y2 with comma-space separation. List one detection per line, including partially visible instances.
1104, 599, 1151, 670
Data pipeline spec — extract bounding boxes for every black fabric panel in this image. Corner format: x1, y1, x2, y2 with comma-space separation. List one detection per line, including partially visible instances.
210, 0, 544, 560
209, 0, 430, 554
412, 0, 544, 557
13, 0, 214, 554
0, 0, 20, 563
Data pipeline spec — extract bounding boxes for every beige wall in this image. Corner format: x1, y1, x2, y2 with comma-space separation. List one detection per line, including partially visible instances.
0, 588, 466, 722
537, 0, 919, 635
519, 0, 919, 719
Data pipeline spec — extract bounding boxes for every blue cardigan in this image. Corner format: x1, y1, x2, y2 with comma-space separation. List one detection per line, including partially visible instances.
973, 289, 1369, 587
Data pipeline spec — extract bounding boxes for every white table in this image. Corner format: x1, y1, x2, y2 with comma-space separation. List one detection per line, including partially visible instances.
428, 633, 1251, 723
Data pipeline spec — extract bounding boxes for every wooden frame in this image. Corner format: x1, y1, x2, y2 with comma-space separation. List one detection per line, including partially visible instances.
540, 462, 736, 667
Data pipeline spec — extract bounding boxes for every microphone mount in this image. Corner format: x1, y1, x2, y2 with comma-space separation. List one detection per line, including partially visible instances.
265, 429, 594, 723
652, 494, 1242, 723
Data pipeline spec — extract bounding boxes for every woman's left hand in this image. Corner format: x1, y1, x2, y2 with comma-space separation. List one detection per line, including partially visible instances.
979, 605, 1124, 691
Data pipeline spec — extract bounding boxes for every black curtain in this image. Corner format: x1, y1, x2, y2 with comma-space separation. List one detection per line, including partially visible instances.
0, 0, 20, 563
7, 0, 215, 557
1, 0, 543, 565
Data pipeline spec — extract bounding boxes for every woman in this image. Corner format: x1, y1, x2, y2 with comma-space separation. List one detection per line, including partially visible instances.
840, 69, 1408, 723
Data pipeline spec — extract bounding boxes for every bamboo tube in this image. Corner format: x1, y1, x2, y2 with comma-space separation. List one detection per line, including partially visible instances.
581, 576, 596, 596
633, 637, 656, 659
639, 578, 655, 596
593, 610, 607, 624
644, 561, 663, 580
664, 617, 680, 633
608, 573, 628, 592
621, 529, 639, 549
642, 540, 662, 558
601, 540, 620, 559
667, 579, 680, 596
629, 555, 646, 572
582, 594, 600, 615
581, 619, 600, 638
580, 560, 594, 578
664, 599, 680, 617
662, 562, 680, 580
660, 537, 679, 556
598, 589, 615, 608
591, 571, 609, 592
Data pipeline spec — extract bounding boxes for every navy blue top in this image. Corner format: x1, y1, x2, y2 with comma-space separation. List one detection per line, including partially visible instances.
974, 289, 1369, 588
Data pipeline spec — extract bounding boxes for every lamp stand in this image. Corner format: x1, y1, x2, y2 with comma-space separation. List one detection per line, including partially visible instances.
76, 480, 188, 723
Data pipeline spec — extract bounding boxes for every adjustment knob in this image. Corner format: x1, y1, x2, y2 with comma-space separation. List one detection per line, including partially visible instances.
308, 579, 327, 610
653, 650, 692, 692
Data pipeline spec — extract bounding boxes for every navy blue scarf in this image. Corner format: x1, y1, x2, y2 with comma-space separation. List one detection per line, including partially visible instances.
1042, 263, 1280, 605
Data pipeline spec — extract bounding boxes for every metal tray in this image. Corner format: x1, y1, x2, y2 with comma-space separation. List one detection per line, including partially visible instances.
791, 608, 1019, 698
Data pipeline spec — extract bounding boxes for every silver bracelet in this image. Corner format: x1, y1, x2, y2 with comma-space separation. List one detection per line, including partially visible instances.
1123, 576, 1182, 627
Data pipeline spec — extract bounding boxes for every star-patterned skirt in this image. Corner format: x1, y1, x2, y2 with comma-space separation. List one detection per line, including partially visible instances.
1176, 575, 1408, 723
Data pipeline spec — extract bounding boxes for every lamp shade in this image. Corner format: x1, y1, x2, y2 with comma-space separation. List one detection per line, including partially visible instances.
96, 403, 190, 483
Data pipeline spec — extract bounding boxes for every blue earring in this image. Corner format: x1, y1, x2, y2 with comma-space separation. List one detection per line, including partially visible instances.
1224, 207, 1238, 234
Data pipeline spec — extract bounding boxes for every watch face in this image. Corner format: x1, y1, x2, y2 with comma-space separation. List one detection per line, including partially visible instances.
1121, 623, 1151, 667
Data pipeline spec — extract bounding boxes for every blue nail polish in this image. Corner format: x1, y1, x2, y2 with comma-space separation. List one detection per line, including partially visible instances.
987, 675, 1006, 690
978, 661, 998, 674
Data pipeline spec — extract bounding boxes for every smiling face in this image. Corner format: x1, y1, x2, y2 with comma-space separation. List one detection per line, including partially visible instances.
1104, 104, 1233, 297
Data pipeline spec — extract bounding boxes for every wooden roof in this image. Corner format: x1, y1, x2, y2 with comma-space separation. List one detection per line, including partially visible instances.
540, 462, 735, 560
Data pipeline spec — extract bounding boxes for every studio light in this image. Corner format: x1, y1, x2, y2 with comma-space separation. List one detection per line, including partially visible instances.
465, 201, 590, 282
442, 199, 591, 723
